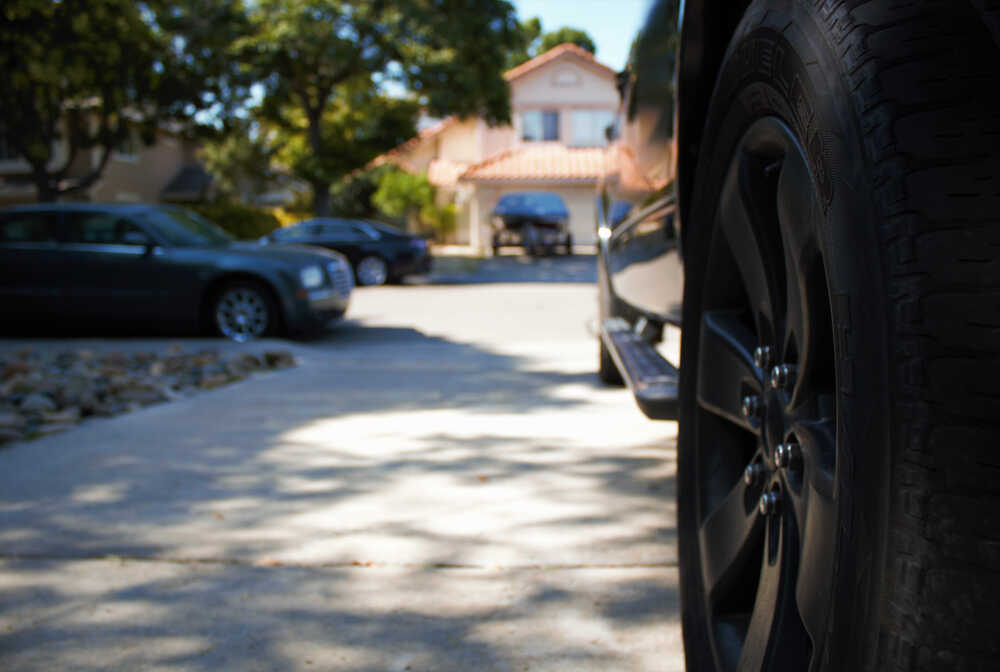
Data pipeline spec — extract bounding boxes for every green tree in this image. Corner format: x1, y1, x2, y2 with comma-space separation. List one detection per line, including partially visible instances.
0, 0, 247, 202
329, 164, 394, 219
538, 27, 597, 56
0, 0, 165, 201
267, 85, 419, 216
237, 0, 521, 216
198, 119, 276, 201
507, 17, 597, 68
506, 16, 542, 69
151, 0, 254, 122
371, 168, 434, 226
371, 167, 455, 239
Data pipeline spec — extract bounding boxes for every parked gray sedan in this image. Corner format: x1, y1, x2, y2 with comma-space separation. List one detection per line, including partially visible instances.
0, 203, 353, 340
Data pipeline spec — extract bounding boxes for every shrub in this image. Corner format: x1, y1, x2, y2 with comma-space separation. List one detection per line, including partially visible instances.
420, 202, 457, 239
186, 201, 281, 240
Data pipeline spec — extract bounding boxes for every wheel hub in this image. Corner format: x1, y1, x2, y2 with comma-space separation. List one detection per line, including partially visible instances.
692, 116, 840, 671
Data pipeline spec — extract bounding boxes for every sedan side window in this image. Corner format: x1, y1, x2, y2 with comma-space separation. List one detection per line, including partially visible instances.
274, 224, 313, 241
350, 224, 379, 240
65, 213, 147, 245
318, 222, 366, 241
0, 213, 59, 243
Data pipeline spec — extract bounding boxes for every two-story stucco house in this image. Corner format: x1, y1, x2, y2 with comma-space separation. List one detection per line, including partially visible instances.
377, 43, 629, 251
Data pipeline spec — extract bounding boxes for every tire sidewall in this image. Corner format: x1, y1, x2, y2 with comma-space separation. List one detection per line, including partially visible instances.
678, 3, 893, 670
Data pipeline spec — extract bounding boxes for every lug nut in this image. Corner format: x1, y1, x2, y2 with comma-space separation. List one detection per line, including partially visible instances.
770, 364, 797, 391
741, 395, 762, 419
753, 346, 773, 371
759, 491, 781, 516
744, 462, 765, 486
775, 443, 800, 470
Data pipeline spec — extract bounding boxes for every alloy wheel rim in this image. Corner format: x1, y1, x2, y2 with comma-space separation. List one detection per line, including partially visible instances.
694, 117, 839, 671
216, 288, 269, 342
358, 257, 387, 286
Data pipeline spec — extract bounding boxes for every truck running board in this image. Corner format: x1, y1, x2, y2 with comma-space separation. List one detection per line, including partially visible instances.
601, 318, 680, 420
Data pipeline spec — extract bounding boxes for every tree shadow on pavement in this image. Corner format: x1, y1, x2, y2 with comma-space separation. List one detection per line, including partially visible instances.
0, 313, 679, 671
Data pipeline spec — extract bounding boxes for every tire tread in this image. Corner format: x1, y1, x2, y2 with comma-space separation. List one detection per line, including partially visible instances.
811, 1, 1000, 668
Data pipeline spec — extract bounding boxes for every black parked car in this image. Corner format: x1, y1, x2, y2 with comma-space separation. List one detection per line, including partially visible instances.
0, 203, 353, 340
490, 192, 572, 257
599, 1, 1000, 669
263, 218, 431, 286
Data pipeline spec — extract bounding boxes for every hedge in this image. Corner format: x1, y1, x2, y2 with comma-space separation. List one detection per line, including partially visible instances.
186, 202, 281, 240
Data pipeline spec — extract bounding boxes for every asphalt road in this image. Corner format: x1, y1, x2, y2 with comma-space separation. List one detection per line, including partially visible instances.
0, 254, 684, 671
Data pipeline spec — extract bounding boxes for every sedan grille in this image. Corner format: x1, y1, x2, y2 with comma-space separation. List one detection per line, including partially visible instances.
328, 262, 354, 297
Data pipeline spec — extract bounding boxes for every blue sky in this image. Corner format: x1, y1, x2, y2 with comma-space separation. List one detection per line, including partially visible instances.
510, 0, 655, 71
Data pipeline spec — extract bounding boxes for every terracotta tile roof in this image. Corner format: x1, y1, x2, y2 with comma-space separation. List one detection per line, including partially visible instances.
460, 144, 608, 182
504, 43, 617, 82
427, 158, 470, 187
369, 117, 458, 169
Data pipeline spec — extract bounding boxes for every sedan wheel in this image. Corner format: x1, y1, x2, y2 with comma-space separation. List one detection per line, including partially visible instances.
213, 284, 273, 342
356, 255, 388, 286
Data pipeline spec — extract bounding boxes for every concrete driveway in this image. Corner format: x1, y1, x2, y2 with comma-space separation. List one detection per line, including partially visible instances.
0, 255, 683, 671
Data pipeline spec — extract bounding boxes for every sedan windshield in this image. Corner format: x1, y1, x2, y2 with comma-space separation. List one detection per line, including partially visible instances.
138, 207, 234, 247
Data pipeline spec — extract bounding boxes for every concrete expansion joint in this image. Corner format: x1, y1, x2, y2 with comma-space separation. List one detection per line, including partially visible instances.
0, 553, 678, 571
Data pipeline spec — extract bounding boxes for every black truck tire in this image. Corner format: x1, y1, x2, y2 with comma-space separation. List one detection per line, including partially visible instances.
676, 2, 1000, 671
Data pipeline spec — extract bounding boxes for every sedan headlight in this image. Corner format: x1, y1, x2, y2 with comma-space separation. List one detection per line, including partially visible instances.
299, 265, 324, 289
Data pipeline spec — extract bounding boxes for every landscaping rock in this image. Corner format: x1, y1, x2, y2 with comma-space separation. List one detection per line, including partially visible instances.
116, 382, 169, 406
199, 373, 230, 390
20, 393, 57, 414
263, 351, 296, 369
0, 427, 24, 444
0, 346, 297, 445
43, 407, 81, 424
2, 361, 35, 380
0, 411, 26, 430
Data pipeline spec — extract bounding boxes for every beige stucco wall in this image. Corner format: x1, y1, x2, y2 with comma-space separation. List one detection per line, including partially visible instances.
438, 119, 483, 164
481, 123, 517, 159
512, 60, 618, 108
90, 132, 187, 202
400, 137, 438, 173
561, 185, 599, 245
510, 60, 618, 149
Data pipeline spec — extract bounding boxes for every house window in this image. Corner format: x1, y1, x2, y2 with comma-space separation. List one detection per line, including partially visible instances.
521, 110, 559, 142
0, 130, 20, 161
570, 109, 616, 147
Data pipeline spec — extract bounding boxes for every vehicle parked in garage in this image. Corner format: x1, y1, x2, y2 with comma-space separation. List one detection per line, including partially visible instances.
263, 217, 432, 286
598, 1, 1000, 669
0, 203, 353, 340
490, 192, 572, 257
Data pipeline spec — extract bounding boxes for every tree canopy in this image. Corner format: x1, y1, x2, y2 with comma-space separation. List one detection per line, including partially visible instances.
0, 0, 164, 200
1, 0, 522, 212
507, 17, 597, 68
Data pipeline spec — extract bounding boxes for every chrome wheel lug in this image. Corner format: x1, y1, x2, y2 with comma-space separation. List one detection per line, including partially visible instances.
744, 462, 765, 486
770, 363, 797, 391
758, 491, 781, 516
753, 346, 774, 371
775, 442, 801, 470
741, 395, 762, 419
